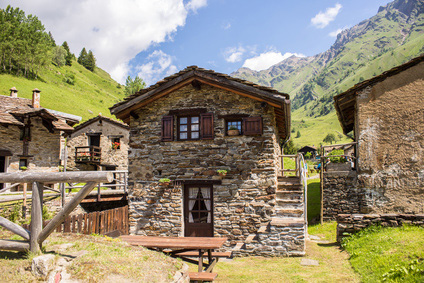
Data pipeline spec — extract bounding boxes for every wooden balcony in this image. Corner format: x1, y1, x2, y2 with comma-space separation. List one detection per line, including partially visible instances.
75, 146, 101, 163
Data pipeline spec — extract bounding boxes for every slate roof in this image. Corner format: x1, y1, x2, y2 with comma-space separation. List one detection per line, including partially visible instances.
0, 94, 80, 132
334, 53, 424, 134
73, 114, 129, 132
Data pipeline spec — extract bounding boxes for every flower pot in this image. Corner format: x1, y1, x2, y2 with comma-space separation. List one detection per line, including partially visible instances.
218, 172, 227, 177
227, 129, 240, 136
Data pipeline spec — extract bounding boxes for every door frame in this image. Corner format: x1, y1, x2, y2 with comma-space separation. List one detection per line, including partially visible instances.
183, 183, 214, 237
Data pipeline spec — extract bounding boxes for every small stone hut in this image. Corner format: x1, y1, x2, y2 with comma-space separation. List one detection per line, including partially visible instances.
0, 88, 81, 190
66, 115, 129, 171
110, 66, 306, 256
331, 54, 424, 217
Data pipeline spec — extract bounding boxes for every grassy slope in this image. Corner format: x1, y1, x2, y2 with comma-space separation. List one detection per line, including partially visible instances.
0, 60, 125, 123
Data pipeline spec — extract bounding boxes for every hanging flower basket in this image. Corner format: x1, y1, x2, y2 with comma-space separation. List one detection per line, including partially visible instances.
217, 169, 227, 177
159, 178, 171, 186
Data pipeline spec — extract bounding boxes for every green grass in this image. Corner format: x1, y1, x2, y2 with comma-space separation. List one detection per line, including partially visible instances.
307, 178, 321, 224
0, 59, 125, 123
308, 221, 337, 243
341, 225, 424, 282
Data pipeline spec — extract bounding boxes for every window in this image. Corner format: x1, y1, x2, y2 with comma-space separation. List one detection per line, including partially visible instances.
19, 126, 31, 141
111, 137, 120, 150
19, 158, 28, 169
161, 112, 214, 141
178, 116, 200, 140
222, 116, 263, 136
225, 120, 242, 135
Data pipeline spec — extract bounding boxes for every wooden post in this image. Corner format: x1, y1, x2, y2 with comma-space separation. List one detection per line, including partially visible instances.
22, 182, 27, 218
37, 182, 98, 244
0, 216, 31, 240
30, 182, 43, 253
97, 183, 101, 202
320, 148, 324, 225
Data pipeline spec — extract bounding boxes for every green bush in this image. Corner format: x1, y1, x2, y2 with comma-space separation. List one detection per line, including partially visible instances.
328, 149, 346, 163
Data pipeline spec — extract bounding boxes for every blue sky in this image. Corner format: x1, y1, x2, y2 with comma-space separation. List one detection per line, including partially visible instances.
2, 0, 391, 85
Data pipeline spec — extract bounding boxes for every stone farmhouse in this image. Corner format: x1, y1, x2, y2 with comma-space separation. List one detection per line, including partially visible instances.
330, 54, 424, 218
66, 115, 129, 172
0, 88, 81, 190
110, 66, 307, 256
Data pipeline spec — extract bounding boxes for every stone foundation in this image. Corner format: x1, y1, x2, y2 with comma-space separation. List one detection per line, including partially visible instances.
336, 213, 424, 242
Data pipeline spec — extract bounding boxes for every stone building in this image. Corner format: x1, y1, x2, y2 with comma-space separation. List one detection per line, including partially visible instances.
110, 66, 307, 256
66, 115, 129, 171
330, 54, 424, 218
0, 88, 81, 190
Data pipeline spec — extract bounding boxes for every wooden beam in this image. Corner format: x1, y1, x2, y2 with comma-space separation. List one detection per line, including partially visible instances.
0, 171, 113, 184
0, 239, 29, 252
0, 216, 30, 240
30, 182, 43, 253
37, 182, 97, 244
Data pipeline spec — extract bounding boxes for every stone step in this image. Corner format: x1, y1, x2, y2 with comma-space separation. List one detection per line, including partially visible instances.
275, 199, 303, 204
277, 176, 301, 185
277, 186, 303, 192
275, 208, 304, 217
271, 217, 305, 227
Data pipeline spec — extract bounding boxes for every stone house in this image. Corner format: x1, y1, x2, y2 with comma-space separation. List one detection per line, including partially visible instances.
0, 88, 81, 190
110, 66, 307, 256
66, 115, 129, 172
329, 54, 424, 218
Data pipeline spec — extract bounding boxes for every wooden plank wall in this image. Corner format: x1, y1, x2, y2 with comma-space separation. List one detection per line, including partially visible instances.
23, 206, 129, 236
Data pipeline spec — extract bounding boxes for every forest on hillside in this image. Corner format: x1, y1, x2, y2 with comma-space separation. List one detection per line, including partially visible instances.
0, 5, 96, 79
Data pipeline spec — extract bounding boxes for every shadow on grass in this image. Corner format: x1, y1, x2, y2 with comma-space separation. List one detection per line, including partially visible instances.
0, 250, 27, 260
317, 242, 339, 247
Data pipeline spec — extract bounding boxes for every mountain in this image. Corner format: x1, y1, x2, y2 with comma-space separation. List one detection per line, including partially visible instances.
232, 0, 424, 146
0, 58, 125, 123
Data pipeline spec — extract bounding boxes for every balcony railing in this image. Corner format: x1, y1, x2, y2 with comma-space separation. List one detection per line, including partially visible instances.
75, 146, 101, 163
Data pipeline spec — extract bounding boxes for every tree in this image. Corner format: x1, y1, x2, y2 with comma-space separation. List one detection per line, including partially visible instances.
323, 133, 337, 144
283, 140, 298, 155
52, 46, 66, 67
86, 50, 96, 71
48, 31, 56, 47
125, 75, 146, 96
296, 130, 301, 138
62, 41, 73, 66
77, 47, 88, 66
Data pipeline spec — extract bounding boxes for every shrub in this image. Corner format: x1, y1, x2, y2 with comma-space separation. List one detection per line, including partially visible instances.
328, 149, 346, 163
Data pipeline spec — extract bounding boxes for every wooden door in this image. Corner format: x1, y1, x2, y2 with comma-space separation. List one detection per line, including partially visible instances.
184, 185, 213, 237
89, 135, 100, 147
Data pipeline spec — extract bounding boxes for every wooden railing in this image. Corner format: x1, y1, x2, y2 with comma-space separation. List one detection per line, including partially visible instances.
23, 206, 129, 237
0, 171, 112, 253
75, 146, 101, 163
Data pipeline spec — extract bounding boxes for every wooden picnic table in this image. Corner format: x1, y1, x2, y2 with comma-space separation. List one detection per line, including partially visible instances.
120, 236, 228, 274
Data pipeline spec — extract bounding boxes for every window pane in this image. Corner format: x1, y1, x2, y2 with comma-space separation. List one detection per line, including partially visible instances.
180, 125, 187, 132
191, 132, 199, 139
191, 116, 199, 123
180, 117, 187, 124
191, 124, 199, 131
180, 132, 187, 139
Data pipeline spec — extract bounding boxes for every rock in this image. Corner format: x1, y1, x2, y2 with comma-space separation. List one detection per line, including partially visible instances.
300, 258, 319, 266
32, 254, 56, 279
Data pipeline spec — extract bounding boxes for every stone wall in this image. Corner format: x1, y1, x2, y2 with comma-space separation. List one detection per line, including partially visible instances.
336, 213, 424, 242
0, 117, 62, 174
128, 84, 285, 255
355, 61, 424, 214
66, 120, 129, 171
322, 171, 365, 220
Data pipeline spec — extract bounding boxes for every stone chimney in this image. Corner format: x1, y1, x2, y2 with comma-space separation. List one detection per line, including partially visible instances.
32, 88, 41, 108
9, 87, 18, 97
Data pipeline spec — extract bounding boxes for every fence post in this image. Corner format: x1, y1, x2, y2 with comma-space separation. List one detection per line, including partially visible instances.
30, 182, 44, 253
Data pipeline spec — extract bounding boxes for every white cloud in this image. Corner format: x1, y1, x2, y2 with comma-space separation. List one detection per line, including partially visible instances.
329, 27, 348, 37
222, 21, 231, 30
136, 50, 178, 86
0, 0, 207, 83
242, 51, 306, 71
224, 47, 246, 63
311, 3, 342, 29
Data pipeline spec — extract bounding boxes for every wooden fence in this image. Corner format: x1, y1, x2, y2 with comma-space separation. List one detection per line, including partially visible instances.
23, 206, 129, 237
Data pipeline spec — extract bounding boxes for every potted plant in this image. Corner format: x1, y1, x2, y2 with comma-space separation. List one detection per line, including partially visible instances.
111, 141, 120, 150
159, 178, 171, 186
217, 169, 228, 177
227, 126, 240, 136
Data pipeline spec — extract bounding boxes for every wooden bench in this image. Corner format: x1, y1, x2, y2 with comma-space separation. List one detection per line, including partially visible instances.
188, 272, 218, 282
175, 251, 232, 258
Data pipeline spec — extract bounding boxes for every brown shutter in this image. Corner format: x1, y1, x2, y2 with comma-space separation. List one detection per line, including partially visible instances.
200, 112, 214, 140
243, 116, 262, 135
161, 115, 174, 141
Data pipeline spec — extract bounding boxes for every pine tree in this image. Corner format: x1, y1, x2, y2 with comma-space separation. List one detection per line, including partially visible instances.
48, 31, 56, 47
77, 47, 88, 66
62, 41, 73, 66
86, 50, 96, 71
125, 75, 146, 96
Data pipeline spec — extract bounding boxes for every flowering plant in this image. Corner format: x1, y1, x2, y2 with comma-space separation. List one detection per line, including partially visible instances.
111, 141, 120, 150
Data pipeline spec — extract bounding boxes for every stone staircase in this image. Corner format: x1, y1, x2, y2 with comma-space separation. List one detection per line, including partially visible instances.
232, 175, 306, 256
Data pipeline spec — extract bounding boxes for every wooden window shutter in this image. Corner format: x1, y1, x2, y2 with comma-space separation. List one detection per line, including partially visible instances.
243, 117, 262, 135
161, 115, 174, 141
200, 112, 214, 140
